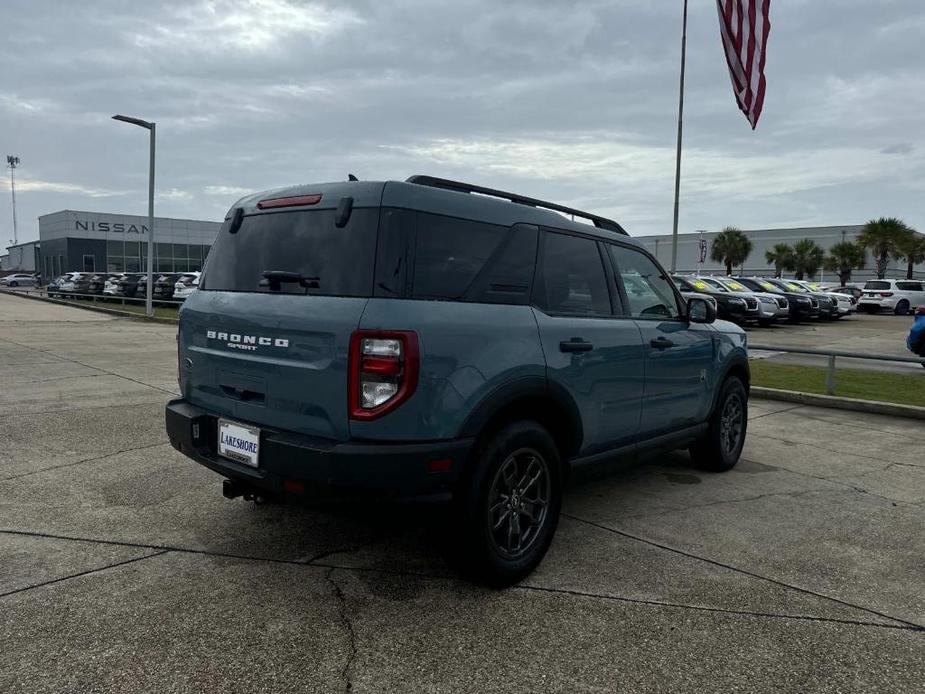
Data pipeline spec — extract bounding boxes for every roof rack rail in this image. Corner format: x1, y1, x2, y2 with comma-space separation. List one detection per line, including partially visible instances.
405, 175, 627, 235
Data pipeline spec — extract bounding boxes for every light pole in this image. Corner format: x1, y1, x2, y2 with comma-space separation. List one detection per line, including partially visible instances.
6, 155, 19, 246
112, 115, 155, 317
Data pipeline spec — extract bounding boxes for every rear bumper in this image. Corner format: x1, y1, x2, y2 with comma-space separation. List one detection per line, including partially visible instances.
165, 399, 472, 502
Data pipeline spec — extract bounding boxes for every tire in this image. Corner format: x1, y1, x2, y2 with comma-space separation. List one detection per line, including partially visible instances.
447, 421, 562, 588
894, 300, 910, 316
758, 319, 773, 328
690, 377, 748, 472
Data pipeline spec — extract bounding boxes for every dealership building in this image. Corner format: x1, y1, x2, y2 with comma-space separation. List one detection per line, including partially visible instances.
33, 210, 222, 279
637, 224, 925, 281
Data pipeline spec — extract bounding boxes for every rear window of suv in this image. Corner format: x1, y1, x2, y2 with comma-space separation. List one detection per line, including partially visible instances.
201, 209, 377, 296
864, 281, 891, 290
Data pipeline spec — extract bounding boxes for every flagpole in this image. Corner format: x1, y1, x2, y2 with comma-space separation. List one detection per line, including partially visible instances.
670, 0, 688, 273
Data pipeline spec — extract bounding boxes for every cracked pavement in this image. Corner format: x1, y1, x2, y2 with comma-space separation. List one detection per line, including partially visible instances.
1, 293, 923, 693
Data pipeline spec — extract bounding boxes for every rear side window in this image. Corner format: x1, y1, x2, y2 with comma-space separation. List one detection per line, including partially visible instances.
897, 282, 923, 291
865, 281, 891, 290
201, 209, 377, 295
410, 214, 537, 304
534, 232, 611, 316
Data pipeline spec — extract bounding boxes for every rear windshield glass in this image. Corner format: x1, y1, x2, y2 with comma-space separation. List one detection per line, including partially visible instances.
201, 209, 377, 295
864, 281, 890, 290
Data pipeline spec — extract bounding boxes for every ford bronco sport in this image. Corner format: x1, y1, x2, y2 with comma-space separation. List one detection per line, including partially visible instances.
166, 175, 749, 586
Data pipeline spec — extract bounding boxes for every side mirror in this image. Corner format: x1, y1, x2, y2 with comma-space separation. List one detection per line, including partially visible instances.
688, 297, 716, 324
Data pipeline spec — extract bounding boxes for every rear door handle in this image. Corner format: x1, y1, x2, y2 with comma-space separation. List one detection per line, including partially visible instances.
559, 338, 594, 353
649, 337, 674, 350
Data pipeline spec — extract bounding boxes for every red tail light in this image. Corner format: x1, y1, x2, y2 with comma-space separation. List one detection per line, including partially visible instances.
257, 194, 322, 210
348, 330, 419, 420
880, 292, 894, 297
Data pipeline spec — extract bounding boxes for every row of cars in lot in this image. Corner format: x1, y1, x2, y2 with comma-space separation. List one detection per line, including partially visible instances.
666, 275, 917, 327
45, 271, 200, 302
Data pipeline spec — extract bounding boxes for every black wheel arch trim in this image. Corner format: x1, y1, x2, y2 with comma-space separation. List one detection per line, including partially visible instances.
457, 376, 583, 456
713, 354, 750, 412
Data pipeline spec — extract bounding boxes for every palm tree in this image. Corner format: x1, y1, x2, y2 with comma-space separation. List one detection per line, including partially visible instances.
823, 241, 866, 285
857, 217, 910, 279
764, 243, 794, 278
789, 239, 825, 280
894, 229, 925, 280
711, 227, 753, 275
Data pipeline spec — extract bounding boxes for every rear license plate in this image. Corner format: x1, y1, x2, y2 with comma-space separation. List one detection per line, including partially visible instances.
218, 419, 260, 467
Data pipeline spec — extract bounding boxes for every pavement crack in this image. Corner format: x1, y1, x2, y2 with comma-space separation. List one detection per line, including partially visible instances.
326, 568, 358, 693
612, 488, 827, 521
561, 513, 925, 632
514, 584, 924, 632
0, 335, 177, 396
748, 432, 913, 468
0, 441, 170, 481
0, 550, 169, 600
747, 405, 805, 421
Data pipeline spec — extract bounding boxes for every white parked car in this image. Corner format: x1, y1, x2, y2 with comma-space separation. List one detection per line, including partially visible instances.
173, 271, 200, 300
791, 280, 854, 315
103, 274, 126, 296
857, 279, 925, 315
0, 273, 37, 287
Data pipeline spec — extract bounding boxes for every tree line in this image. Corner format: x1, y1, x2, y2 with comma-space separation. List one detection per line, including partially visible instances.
708, 217, 925, 283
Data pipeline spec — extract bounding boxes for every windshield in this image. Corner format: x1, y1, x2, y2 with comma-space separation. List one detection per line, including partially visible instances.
698, 277, 728, 292
864, 281, 891, 290
202, 208, 378, 295
721, 279, 750, 292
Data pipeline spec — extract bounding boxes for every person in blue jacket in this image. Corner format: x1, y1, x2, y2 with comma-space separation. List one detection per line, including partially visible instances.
908, 306, 925, 365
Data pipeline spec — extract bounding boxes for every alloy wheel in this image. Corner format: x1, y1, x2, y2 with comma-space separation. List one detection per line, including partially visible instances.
487, 448, 550, 558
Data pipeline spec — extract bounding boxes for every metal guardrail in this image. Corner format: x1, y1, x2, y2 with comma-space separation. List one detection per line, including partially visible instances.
749, 343, 925, 395
0, 286, 185, 307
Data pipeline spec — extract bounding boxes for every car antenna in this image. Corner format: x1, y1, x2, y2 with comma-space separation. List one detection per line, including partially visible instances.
348, 173, 359, 181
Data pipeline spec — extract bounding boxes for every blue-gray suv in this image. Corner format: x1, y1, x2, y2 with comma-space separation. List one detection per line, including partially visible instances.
166, 175, 749, 586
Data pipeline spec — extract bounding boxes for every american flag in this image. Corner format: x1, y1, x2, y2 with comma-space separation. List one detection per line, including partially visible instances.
716, 0, 771, 129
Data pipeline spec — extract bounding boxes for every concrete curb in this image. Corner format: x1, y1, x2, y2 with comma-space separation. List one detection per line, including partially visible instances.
0, 289, 179, 324
752, 386, 925, 420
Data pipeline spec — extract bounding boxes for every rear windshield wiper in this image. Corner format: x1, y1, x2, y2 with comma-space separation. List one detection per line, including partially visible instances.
260, 271, 320, 291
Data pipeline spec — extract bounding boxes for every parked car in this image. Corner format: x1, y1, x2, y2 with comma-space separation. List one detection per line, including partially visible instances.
744, 277, 820, 322
152, 273, 184, 301
829, 284, 863, 303
47, 275, 67, 297
53, 272, 84, 295
671, 276, 753, 324
87, 273, 122, 295
0, 273, 37, 287
166, 176, 751, 587
114, 273, 148, 298
790, 280, 853, 317
710, 276, 788, 326
173, 272, 201, 300
103, 274, 126, 296
857, 279, 925, 315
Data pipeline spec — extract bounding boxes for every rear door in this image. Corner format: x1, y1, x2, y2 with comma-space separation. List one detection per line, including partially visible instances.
180, 200, 381, 442
897, 281, 925, 308
606, 243, 715, 436
532, 230, 645, 454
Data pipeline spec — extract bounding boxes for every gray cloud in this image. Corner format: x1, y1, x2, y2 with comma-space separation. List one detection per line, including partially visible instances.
1, 0, 924, 247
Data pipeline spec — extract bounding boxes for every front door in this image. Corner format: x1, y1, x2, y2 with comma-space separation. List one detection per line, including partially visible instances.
606, 243, 715, 436
532, 231, 645, 455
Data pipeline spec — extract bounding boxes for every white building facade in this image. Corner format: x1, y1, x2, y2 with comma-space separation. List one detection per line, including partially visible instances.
38, 210, 221, 279
637, 225, 925, 282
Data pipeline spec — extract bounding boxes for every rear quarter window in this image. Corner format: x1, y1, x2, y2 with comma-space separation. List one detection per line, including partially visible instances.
864, 281, 891, 290
201, 208, 378, 296
410, 213, 537, 304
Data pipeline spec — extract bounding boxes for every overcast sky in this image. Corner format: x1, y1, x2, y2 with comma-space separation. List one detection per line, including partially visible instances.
1, 0, 923, 249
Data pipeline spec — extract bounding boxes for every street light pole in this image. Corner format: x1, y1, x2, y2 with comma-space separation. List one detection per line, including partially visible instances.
6, 155, 19, 246
112, 115, 156, 317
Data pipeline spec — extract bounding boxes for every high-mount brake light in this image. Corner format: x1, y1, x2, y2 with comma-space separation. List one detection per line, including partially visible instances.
257, 194, 323, 210
348, 331, 419, 420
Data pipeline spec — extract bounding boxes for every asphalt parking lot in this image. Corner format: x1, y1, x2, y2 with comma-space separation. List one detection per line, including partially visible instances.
1, 292, 923, 693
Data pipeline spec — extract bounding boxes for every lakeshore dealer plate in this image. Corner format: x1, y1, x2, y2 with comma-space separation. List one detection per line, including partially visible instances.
218, 418, 261, 467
